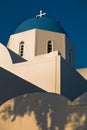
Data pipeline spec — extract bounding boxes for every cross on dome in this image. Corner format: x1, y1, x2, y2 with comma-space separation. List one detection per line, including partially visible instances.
36, 10, 46, 18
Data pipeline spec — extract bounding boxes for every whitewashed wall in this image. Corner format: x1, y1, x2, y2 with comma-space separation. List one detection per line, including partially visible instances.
0, 43, 12, 67
0, 93, 87, 130
4, 52, 61, 93
7, 29, 36, 60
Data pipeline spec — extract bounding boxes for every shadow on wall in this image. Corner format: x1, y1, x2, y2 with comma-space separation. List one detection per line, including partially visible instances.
0, 93, 87, 130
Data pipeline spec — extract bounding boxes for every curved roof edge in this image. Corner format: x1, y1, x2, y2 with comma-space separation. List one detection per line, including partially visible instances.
15, 17, 67, 35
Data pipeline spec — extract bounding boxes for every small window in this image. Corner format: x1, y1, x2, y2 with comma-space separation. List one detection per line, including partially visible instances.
19, 41, 24, 56
47, 41, 54, 53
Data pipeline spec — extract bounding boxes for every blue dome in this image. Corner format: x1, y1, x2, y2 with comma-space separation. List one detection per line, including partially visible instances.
15, 17, 66, 34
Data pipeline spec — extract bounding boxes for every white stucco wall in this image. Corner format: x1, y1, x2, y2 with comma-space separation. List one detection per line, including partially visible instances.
1, 49, 86, 98
7, 29, 74, 64
0, 93, 87, 130
35, 29, 65, 58
77, 68, 87, 80
61, 57, 87, 100
7, 29, 66, 61
7, 29, 75, 67
65, 37, 75, 66
4, 51, 61, 93
0, 43, 12, 67
7, 29, 36, 60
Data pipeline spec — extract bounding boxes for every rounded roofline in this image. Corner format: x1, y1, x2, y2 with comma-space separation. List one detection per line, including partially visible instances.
15, 17, 66, 34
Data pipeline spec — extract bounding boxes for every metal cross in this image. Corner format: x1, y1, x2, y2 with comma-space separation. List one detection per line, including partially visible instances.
36, 10, 46, 18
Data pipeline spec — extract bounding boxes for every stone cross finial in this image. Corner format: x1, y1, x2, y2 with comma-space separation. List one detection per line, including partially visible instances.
36, 10, 46, 18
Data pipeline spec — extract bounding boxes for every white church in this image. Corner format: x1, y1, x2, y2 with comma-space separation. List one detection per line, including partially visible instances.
0, 11, 87, 130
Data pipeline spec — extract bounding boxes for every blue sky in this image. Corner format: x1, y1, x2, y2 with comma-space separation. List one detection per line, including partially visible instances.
0, 0, 87, 68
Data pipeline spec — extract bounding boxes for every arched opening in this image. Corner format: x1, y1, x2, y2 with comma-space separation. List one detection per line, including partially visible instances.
47, 41, 54, 53
19, 41, 24, 56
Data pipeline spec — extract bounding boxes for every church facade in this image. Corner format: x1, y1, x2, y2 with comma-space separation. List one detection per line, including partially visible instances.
0, 11, 87, 130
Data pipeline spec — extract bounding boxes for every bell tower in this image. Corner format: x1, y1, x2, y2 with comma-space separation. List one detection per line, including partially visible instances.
7, 11, 75, 66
